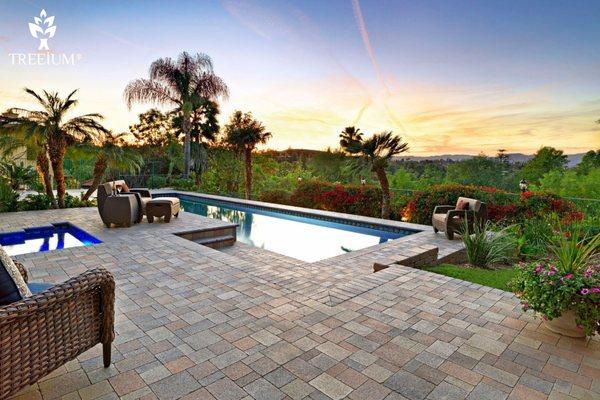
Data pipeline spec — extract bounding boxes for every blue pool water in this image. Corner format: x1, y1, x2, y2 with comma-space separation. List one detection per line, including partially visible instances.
0, 222, 101, 256
176, 195, 417, 262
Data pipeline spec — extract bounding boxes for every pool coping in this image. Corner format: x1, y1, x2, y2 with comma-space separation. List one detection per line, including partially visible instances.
152, 189, 430, 235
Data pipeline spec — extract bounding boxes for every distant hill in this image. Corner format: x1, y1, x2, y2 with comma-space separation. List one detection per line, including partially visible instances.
397, 153, 586, 167
262, 148, 587, 168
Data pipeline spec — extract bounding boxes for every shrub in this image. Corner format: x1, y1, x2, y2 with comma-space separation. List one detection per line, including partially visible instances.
16, 193, 94, 211
17, 193, 54, 211
0, 182, 18, 212
290, 179, 382, 217
401, 184, 581, 225
171, 178, 196, 191
518, 217, 553, 258
63, 193, 95, 208
462, 221, 518, 268
146, 175, 168, 189
547, 224, 600, 274
259, 189, 292, 205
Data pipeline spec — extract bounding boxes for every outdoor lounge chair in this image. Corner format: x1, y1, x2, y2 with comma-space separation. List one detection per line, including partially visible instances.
0, 257, 115, 399
97, 181, 152, 227
432, 196, 487, 240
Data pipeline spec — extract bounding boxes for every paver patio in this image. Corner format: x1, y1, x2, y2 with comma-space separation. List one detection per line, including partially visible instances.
2, 207, 599, 400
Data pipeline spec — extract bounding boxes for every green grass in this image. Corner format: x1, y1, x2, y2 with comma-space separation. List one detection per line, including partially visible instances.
424, 264, 517, 291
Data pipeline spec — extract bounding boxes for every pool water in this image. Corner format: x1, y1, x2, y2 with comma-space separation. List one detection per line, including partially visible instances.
0, 223, 102, 256
178, 196, 416, 262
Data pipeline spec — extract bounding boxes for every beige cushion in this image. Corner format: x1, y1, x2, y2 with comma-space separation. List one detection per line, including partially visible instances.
150, 197, 180, 206
432, 213, 447, 224
140, 197, 151, 213
0, 245, 32, 301
456, 197, 481, 212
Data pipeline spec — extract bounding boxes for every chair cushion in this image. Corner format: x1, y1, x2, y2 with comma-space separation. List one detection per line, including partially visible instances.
27, 282, 54, 294
0, 245, 32, 306
456, 199, 469, 210
150, 197, 180, 206
432, 213, 447, 224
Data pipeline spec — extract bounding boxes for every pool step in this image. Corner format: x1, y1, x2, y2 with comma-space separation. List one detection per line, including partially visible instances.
175, 225, 237, 249
193, 234, 236, 249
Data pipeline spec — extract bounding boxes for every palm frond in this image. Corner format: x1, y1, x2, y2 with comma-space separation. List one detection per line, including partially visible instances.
123, 79, 179, 109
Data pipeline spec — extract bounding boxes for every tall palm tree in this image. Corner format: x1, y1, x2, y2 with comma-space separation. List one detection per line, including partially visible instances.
124, 52, 229, 178
340, 128, 409, 219
79, 133, 144, 201
0, 110, 56, 206
223, 111, 272, 199
0, 89, 109, 207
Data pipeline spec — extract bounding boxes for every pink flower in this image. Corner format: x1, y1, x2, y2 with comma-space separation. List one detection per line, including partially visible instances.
592, 288, 600, 294
583, 268, 593, 278
534, 265, 543, 273
581, 288, 590, 295
564, 273, 573, 279
522, 301, 529, 310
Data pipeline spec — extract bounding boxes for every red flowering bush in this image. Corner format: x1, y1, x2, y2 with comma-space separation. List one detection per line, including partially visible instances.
401, 184, 581, 225
289, 179, 382, 217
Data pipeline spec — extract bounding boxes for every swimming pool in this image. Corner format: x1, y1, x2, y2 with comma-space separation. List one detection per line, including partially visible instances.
172, 194, 418, 262
0, 222, 102, 256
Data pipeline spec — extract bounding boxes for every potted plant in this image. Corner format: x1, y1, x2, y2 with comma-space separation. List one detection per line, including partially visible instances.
511, 224, 599, 338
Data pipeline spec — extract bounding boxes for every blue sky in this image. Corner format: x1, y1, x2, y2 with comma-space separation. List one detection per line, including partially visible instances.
1, 0, 599, 154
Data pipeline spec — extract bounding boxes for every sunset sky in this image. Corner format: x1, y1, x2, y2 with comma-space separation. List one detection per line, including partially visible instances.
1, 0, 599, 155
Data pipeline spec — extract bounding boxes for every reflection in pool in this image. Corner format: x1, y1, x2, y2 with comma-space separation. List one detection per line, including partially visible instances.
179, 197, 416, 262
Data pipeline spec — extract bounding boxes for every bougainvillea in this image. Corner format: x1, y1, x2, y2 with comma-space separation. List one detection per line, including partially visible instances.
400, 184, 581, 225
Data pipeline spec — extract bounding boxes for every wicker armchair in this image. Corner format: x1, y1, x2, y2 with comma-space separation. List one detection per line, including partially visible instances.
432, 197, 487, 240
0, 263, 115, 399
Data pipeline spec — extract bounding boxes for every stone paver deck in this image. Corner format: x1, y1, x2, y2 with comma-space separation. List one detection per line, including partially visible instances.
2, 207, 599, 400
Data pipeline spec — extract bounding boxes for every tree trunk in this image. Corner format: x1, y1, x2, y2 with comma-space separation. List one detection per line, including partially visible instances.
82, 155, 107, 201
48, 135, 67, 208
182, 109, 191, 179
244, 147, 252, 200
35, 150, 57, 208
375, 167, 391, 219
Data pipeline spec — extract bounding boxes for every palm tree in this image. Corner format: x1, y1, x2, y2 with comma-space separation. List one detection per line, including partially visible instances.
124, 52, 229, 178
223, 111, 272, 199
79, 133, 144, 201
0, 89, 109, 207
0, 110, 56, 206
340, 128, 409, 219
339, 126, 363, 150
0, 161, 38, 190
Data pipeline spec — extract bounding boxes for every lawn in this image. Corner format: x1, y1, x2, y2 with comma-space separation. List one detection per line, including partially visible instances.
424, 263, 517, 291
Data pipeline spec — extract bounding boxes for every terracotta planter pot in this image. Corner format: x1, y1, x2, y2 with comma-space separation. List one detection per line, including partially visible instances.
543, 309, 585, 338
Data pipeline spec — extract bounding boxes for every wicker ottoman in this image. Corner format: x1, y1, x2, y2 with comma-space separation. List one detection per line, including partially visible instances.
146, 197, 180, 223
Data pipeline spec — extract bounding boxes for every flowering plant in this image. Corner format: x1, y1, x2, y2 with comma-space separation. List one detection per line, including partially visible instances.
511, 261, 599, 336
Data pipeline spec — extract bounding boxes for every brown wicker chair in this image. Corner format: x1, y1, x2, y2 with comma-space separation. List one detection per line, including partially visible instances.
0, 263, 115, 399
432, 197, 487, 240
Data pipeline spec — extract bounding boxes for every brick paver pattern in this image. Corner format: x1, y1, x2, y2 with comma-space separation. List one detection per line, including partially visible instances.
2, 207, 599, 400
